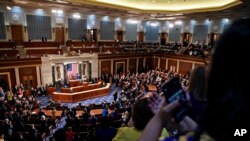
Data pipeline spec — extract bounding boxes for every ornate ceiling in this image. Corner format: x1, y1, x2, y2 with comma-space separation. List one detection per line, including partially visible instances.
66, 0, 242, 13
0, 0, 250, 20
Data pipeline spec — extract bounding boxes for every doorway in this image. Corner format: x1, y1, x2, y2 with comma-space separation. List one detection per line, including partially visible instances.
209, 32, 220, 47
11, 25, 23, 45
138, 31, 144, 42
182, 32, 192, 47
116, 62, 125, 75
160, 32, 167, 45
90, 29, 97, 42
116, 30, 123, 42
55, 25, 65, 45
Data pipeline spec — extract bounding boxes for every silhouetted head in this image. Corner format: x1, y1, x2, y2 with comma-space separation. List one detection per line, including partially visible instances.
201, 18, 250, 140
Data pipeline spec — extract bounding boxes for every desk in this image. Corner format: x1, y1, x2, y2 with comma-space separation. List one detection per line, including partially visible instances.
147, 85, 157, 92
53, 83, 110, 102
69, 80, 82, 87
47, 87, 56, 96
33, 109, 109, 117
61, 82, 102, 93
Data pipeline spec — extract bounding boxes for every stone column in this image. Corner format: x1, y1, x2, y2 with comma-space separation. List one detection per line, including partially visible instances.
15, 68, 20, 85
79, 62, 82, 79
176, 60, 180, 73
64, 63, 67, 84
88, 62, 92, 80
91, 55, 98, 79
52, 65, 55, 85
36, 66, 41, 86
166, 59, 168, 70
111, 60, 113, 75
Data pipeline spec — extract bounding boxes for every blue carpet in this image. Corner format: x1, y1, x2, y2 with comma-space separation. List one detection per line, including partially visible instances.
36, 83, 122, 108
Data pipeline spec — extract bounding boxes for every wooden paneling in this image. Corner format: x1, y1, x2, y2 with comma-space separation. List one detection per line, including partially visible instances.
0, 68, 15, 90
194, 63, 205, 68
0, 50, 19, 58
160, 58, 166, 71
138, 58, 144, 73
70, 47, 122, 54
138, 32, 144, 42
61, 82, 101, 93
146, 57, 153, 70
129, 59, 136, 74
55, 26, 65, 45
11, 25, 23, 45
26, 49, 63, 57
53, 84, 110, 103
113, 59, 127, 74
0, 42, 16, 49
98, 53, 151, 60
168, 59, 177, 72
98, 41, 118, 46
66, 41, 95, 47
101, 60, 111, 73
23, 42, 60, 48
19, 67, 37, 88
156, 54, 204, 63
179, 61, 193, 74
153, 58, 159, 69
0, 58, 41, 68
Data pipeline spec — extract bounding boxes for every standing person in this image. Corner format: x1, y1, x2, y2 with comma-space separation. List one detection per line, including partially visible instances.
187, 66, 207, 123
28, 124, 38, 141
66, 127, 74, 141
139, 18, 250, 141
113, 90, 118, 102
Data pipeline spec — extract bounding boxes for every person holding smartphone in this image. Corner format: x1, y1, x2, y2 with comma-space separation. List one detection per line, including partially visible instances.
139, 18, 250, 141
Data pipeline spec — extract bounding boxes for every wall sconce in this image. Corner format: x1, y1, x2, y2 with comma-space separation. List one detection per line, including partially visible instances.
52, 27, 55, 33
6, 25, 9, 32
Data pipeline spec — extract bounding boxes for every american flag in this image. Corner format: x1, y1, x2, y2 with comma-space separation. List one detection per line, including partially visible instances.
67, 63, 78, 79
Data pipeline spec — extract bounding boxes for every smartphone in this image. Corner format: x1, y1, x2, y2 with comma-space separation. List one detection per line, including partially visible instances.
162, 77, 189, 123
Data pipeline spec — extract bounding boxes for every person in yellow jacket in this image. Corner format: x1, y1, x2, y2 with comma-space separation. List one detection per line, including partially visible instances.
113, 92, 169, 141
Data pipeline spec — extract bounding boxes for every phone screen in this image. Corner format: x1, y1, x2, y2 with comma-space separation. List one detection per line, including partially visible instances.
162, 77, 188, 123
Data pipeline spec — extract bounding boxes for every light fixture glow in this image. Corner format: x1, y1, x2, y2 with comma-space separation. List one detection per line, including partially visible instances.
52, 9, 57, 13
175, 20, 182, 25
169, 23, 174, 28
73, 13, 81, 19
91, 0, 240, 11
6, 6, 11, 10
150, 22, 158, 26
129, 19, 138, 24
57, 10, 63, 14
